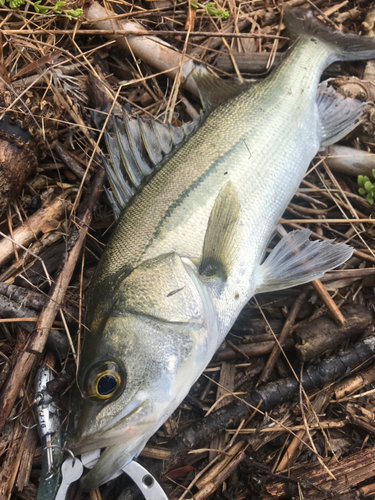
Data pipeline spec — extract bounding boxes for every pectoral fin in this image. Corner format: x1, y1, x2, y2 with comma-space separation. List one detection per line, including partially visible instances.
254, 229, 353, 294
200, 181, 241, 280
318, 82, 366, 147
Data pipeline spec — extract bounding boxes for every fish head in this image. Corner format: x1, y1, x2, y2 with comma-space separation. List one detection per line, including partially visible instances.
67, 252, 218, 490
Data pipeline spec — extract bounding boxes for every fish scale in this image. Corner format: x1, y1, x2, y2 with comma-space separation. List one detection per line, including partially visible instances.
66, 7, 375, 492
97, 45, 323, 283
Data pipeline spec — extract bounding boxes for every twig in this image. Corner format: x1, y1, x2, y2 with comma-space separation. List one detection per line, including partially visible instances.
0, 29, 289, 39
84, 1, 203, 97
0, 167, 105, 433
257, 287, 309, 386
311, 279, 346, 325
0, 191, 72, 268
166, 337, 375, 470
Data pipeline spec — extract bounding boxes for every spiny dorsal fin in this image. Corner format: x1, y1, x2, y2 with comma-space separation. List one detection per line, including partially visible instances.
200, 181, 241, 280
103, 110, 202, 218
192, 66, 245, 110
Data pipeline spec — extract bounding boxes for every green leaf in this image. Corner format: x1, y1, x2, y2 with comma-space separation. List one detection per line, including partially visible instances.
204, 2, 228, 18
0, 0, 5, 6
372, 169, 375, 179
371, 187, 375, 197
9, 0, 24, 8
365, 181, 373, 192
358, 188, 366, 195
32, 1, 49, 13
64, 7, 82, 17
363, 176, 370, 184
53, 1, 65, 13
366, 193, 374, 204
358, 175, 365, 186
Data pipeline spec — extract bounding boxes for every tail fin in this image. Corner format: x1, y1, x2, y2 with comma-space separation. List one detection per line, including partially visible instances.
284, 6, 375, 62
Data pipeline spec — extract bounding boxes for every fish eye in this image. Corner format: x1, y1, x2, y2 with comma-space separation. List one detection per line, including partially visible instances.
87, 362, 122, 400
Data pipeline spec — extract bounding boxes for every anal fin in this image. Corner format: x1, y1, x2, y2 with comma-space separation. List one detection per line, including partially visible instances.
254, 229, 353, 294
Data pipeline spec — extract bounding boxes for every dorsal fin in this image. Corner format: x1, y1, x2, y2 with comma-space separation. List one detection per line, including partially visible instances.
103, 110, 202, 218
192, 66, 245, 110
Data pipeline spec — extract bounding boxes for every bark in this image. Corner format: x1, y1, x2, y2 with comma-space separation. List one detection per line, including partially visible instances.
294, 304, 372, 362
0, 119, 38, 215
263, 445, 375, 499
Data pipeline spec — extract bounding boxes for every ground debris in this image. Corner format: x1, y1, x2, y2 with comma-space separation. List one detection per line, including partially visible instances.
1, 1, 375, 499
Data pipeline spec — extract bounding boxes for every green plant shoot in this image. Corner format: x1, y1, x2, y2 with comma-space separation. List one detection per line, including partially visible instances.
179, 0, 229, 19
357, 170, 375, 205
0, 0, 83, 19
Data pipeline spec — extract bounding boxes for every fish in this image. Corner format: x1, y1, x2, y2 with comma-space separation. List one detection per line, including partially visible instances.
66, 6, 375, 491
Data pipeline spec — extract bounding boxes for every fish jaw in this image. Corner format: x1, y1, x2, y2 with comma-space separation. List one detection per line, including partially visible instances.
68, 399, 156, 491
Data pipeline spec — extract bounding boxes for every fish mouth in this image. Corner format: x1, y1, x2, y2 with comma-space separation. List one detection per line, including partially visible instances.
67, 399, 156, 491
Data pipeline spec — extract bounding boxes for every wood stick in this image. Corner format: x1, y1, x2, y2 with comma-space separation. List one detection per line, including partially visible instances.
15, 425, 38, 491
334, 364, 375, 400
209, 362, 235, 461
294, 304, 372, 362
54, 142, 90, 184
226, 420, 345, 434
276, 389, 333, 473
324, 144, 375, 179
311, 279, 346, 325
257, 288, 309, 386
214, 338, 295, 362
84, 1, 201, 97
0, 191, 72, 268
194, 443, 249, 500
195, 440, 246, 490
0, 168, 105, 433
357, 481, 375, 497
266, 445, 375, 498
0, 419, 24, 499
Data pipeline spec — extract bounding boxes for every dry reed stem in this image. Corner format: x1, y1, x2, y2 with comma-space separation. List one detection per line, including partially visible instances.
0, 192, 72, 267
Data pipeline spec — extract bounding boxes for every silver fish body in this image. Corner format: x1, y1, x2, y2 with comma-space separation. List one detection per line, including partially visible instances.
67, 8, 375, 490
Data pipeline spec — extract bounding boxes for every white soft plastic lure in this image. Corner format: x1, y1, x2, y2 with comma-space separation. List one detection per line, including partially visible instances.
67, 7, 375, 490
